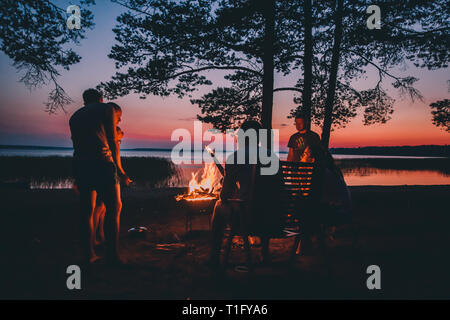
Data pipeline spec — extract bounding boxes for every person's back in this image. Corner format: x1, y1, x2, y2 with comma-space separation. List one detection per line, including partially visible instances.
220, 150, 254, 203
210, 120, 282, 266
252, 155, 284, 236
69, 102, 113, 161
314, 146, 352, 225
220, 149, 283, 236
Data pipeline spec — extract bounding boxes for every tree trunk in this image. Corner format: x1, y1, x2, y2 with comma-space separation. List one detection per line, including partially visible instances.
321, 0, 343, 148
261, 0, 275, 133
303, 0, 313, 129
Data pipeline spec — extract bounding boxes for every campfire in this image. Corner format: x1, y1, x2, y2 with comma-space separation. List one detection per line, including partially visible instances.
175, 162, 222, 202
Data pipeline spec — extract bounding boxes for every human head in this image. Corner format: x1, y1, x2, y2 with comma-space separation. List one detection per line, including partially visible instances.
107, 102, 122, 125
82, 88, 103, 105
238, 119, 262, 149
240, 119, 262, 131
294, 112, 308, 132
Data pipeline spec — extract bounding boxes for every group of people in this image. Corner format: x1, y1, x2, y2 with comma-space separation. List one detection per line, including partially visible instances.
69, 89, 131, 264
209, 113, 351, 267
70, 88, 350, 266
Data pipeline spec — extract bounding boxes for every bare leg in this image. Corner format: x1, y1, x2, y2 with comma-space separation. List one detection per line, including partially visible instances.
79, 189, 100, 263
103, 183, 123, 263
210, 200, 232, 266
98, 205, 106, 243
93, 202, 106, 245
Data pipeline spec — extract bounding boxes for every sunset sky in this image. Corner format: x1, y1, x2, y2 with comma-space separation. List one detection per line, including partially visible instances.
0, 1, 448, 151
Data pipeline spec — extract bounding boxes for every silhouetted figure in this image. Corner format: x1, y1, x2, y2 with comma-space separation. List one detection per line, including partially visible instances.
210, 120, 283, 268
92, 125, 125, 245
69, 89, 131, 264
314, 146, 352, 232
286, 112, 351, 252
296, 136, 351, 252
287, 113, 321, 162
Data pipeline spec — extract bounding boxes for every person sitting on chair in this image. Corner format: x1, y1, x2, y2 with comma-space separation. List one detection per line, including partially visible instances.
209, 120, 282, 269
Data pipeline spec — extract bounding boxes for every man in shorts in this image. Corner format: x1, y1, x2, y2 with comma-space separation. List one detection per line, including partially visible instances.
69, 89, 131, 264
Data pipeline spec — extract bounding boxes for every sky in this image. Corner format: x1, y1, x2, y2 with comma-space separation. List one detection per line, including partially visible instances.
0, 1, 448, 151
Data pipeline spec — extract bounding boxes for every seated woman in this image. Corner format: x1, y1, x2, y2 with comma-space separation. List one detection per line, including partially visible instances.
301, 144, 352, 249
314, 146, 352, 228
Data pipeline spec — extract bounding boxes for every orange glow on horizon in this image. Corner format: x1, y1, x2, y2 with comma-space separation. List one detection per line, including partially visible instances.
0, 91, 448, 148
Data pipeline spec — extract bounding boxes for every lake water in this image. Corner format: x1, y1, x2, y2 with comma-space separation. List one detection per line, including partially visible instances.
1, 148, 449, 187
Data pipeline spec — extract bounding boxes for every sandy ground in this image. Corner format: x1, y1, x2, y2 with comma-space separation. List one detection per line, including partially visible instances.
0, 185, 449, 299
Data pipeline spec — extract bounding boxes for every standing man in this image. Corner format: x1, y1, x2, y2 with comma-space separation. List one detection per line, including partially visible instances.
209, 120, 283, 268
287, 113, 322, 162
69, 89, 131, 264
286, 112, 323, 254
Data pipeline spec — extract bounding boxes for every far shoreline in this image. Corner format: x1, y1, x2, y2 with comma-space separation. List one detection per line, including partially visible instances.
0, 144, 449, 158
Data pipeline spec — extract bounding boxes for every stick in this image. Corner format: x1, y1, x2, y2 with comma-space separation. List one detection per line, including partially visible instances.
205, 146, 225, 176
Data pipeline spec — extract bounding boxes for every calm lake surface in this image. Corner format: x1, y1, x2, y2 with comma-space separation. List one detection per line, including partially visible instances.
1, 148, 449, 186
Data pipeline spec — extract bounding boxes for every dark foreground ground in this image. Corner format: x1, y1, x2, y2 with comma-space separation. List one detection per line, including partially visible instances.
0, 185, 449, 299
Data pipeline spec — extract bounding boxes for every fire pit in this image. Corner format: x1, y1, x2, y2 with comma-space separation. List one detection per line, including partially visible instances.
178, 197, 217, 233
175, 162, 222, 233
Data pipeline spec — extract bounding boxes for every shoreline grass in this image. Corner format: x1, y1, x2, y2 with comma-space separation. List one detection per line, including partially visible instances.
0, 156, 448, 189
0, 156, 180, 188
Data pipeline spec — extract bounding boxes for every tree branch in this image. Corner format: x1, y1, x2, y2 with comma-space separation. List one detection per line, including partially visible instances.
384, 22, 449, 36
273, 87, 303, 93
344, 49, 405, 81
111, 0, 154, 16
160, 65, 263, 80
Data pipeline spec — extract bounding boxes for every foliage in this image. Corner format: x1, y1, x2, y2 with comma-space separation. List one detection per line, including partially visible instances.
290, 0, 449, 132
0, 0, 95, 113
99, 0, 305, 130
429, 99, 450, 132
103, 0, 449, 135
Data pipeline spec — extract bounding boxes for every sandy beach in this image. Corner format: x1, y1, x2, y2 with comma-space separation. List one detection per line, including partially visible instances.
0, 185, 449, 299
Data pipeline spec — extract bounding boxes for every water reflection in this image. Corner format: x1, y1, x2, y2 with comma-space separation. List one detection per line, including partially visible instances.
342, 168, 450, 186
175, 163, 450, 187
16, 156, 450, 188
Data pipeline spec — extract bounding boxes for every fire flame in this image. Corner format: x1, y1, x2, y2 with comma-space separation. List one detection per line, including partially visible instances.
176, 162, 222, 201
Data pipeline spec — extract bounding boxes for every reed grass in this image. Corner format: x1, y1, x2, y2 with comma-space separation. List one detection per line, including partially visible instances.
0, 156, 447, 189
0, 156, 180, 188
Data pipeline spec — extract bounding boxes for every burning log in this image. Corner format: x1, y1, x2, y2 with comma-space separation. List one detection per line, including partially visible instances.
176, 160, 223, 232
175, 161, 222, 202
175, 192, 217, 202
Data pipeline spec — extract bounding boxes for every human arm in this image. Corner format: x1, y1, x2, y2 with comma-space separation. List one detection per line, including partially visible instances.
220, 163, 238, 202
287, 148, 295, 161
104, 106, 132, 185
287, 134, 297, 162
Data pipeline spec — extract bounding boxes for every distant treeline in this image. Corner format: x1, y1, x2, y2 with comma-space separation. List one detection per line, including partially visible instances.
330, 145, 449, 158
2, 144, 449, 158
0, 145, 72, 150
